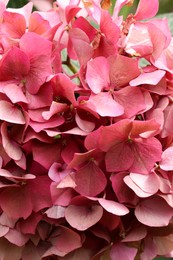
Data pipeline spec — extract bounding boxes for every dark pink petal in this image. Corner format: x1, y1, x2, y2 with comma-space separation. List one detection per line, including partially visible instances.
100, 9, 120, 45
135, 197, 173, 226
0, 47, 30, 81
134, 0, 159, 20
110, 242, 137, 260
108, 55, 140, 88
49, 226, 82, 254
105, 142, 134, 172
86, 56, 110, 93
50, 183, 75, 206
98, 119, 132, 151
32, 141, 61, 169
65, 5, 81, 24
22, 241, 41, 260
88, 92, 124, 117
75, 161, 107, 197
110, 172, 139, 205
51, 73, 77, 105
20, 32, 52, 94
0, 186, 32, 219
73, 16, 97, 42
65, 204, 103, 231
0, 101, 26, 124
98, 198, 129, 216
160, 147, 173, 171
0, 238, 22, 260
27, 176, 52, 212
67, 149, 96, 170
17, 213, 42, 234
122, 225, 147, 242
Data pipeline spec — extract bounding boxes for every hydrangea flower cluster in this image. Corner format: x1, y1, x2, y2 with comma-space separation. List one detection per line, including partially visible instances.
0, 0, 173, 259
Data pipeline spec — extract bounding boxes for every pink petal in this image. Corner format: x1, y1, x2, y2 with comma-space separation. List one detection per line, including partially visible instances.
42, 102, 67, 120
75, 161, 107, 197
98, 198, 129, 216
98, 119, 132, 151
108, 55, 140, 88
86, 56, 110, 94
65, 204, 103, 231
110, 242, 137, 260
135, 197, 173, 226
88, 92, 124, 117
1, 11, 26, 38
45, 205, 65, 219
0, 101, 26, 124
124, 172, 159, 198
0, 186, 33, 219
75, 112, 95, 132
0, 47, 30, 81
160, 146, 173, 171
3, 83, 28, 104
49, 226, 82, 254
134, 0, 159, 20
130, 137, 162, 174
1, 122, 23, 161
130, 70, 166, 86
69, 28, 94, 66
5, 229, 29, 247
122, 225, 147, 242
105, 142, 134, 172
32, 141, 61, 169
114, 86, 145, 118
20, 32, 52, 94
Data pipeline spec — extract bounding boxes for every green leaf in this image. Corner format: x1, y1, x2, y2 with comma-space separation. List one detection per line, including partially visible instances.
155, 12, 173, 35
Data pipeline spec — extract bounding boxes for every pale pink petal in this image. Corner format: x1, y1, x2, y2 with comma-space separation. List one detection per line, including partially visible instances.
160, 146, 173, 171
135, 197, 173, 226
88, 92, 124, 117
98, 198, 129, 216
75, 112, 95, 132
0, 101, 26, 124
45, 205, 65, 219
65, 204, 103, 231
130, 70, 165, 86
134, 0, 159, 20
86, 56, 110, 94
3, 84, 28, 104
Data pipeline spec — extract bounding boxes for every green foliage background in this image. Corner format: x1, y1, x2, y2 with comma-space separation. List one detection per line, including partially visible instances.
5, 0, 173, 259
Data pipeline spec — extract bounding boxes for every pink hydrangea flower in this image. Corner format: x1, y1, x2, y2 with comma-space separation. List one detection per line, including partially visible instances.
0, 0, 173, 258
